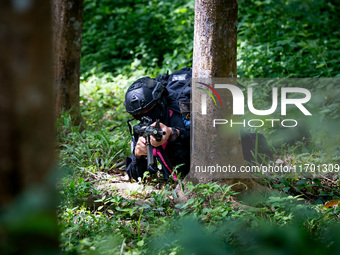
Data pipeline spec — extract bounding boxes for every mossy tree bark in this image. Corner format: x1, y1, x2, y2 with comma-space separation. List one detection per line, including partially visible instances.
53, 0, 84, 126
0, 0, 59, 253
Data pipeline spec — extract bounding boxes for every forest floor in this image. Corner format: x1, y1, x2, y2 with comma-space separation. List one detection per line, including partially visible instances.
57, 73, 340, 254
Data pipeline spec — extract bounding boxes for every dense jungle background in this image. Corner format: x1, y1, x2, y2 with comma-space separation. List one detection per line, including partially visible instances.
56, 0, 340, 254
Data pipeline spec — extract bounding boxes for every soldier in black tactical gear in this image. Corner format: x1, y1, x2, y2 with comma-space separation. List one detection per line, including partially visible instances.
124, 69, 274, 181
124, 76, 190, 181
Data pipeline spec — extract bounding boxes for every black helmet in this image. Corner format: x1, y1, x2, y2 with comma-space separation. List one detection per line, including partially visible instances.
124, 77, 166, 115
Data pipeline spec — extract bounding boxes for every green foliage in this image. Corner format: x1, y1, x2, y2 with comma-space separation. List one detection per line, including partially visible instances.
57, 0, 340, 254
81, 0, 194, 78
238, 0, 340, 77
0, 186, 59, 255
81, 0, 340, 78
57, 162, 340, 254
176, 182, 239, 222
58, 128, 129, 169
57, 74, 135, 174
148, 189, 340, 255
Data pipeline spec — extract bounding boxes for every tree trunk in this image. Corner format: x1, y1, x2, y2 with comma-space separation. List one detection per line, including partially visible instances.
0, 0, 58, 253
192, 0, 237, 78
183, 0, 262, 192
53, 0, 84, 126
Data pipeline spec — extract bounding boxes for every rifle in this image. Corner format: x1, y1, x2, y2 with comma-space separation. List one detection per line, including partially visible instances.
133, 116, 165, 166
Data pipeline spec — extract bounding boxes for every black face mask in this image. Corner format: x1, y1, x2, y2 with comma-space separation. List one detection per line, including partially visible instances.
133, 114, 143, 121
144, 105, 165, 122
134, 103, 165, 122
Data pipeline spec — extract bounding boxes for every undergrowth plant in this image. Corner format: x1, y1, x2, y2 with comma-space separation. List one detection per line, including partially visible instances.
57, 0, 340, 253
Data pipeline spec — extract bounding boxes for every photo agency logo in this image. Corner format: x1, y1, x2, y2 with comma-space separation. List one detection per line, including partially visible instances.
197, 82, 312, 128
